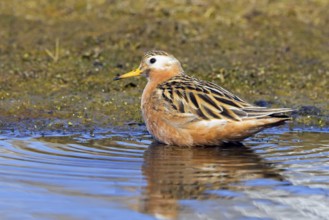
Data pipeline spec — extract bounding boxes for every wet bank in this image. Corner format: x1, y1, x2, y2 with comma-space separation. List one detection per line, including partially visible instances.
0, 0, 328, 132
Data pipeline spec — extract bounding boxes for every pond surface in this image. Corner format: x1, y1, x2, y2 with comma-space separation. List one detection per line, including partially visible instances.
0, 126, 329, 220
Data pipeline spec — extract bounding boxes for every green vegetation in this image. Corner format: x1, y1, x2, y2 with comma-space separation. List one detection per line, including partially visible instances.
0, 0, 328, 133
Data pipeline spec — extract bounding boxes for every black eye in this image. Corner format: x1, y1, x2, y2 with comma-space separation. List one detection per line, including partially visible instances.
150, 58, 156, 64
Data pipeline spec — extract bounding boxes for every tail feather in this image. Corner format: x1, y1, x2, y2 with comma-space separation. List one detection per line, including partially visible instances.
242, 107, 293, 119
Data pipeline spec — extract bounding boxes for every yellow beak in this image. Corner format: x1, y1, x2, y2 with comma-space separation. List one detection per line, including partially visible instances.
114, 68, 142, 80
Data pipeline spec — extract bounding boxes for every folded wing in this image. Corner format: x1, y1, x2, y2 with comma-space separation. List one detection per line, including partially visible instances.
157, 75, 292, 122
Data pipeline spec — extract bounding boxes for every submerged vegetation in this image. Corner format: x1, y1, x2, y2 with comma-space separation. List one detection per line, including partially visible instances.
0, 0, 328, 133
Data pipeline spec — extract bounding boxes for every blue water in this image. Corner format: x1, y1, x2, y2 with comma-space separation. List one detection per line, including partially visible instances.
0, 126, 329, 220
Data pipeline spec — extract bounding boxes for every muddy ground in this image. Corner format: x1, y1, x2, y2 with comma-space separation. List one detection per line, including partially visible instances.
0, 0, 328, 134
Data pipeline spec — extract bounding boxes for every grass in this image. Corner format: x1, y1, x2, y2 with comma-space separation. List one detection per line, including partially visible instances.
45, 38, 60, 63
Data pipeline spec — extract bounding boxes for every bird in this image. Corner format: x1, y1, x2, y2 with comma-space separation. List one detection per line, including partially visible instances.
114, 50, 292, 146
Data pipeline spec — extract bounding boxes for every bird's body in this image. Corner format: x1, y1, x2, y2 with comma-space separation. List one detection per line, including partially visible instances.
115, 50, 291, 146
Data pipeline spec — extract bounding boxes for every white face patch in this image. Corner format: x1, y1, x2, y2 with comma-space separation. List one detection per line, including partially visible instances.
146, 55, 177, 71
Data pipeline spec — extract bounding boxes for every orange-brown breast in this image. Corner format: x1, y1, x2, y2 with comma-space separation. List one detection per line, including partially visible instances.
141, 73, 194, 146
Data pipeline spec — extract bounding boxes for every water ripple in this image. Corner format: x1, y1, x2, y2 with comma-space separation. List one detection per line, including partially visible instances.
0, 128, 329, 219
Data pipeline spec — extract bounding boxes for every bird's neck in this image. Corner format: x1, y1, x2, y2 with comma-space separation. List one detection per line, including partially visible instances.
141, 80, 158, 107
148, 66, 183, 83
141, 68, 183, 107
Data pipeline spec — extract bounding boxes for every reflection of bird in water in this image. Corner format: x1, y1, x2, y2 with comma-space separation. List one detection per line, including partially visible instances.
138, 141, 286, 220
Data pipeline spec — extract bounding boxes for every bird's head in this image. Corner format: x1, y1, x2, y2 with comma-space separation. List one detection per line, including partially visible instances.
114, 50, 184, 83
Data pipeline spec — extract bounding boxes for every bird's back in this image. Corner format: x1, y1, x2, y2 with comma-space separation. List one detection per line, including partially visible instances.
156, 74, 292, 122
